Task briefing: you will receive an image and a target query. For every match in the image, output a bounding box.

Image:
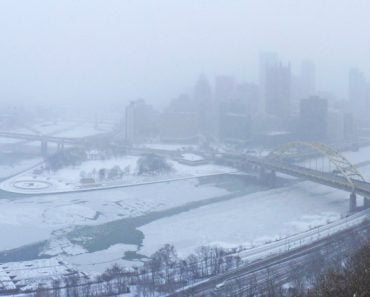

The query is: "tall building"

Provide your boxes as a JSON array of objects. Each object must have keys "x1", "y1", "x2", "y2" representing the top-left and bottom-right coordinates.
[
  {"x1": 193, "y1": 75, "x2": 215, "y2": 138},
  {"x1": 264, "y1": 62, "x2": 291, "y2": 117},
  {"x1": 214, "y1": 75, "x2": 236, "y2": 103},
  {"x1": 291, "y1": 60, "x2": 316, "y2": 115},
  {"x1": 259, "y1": 52, "x2": 279, "y2": 88},
  {"x1": 259, "y1": 52, "x2": 279, "y2": 113},
  {"x1": 233, "y1": 82, "x2": 260, "y2": 115},
  {"x1": 299, "y1": 96, "x2": 328, "y2": 141},
  {"x1": 159, "y1": 111, "x2": 198, "y2": 143},
  {"x1": 125, "y1": 99, "x2": 158, "y2": 143},
  {"x1": 300, "y1": 60, "x2": 316, "y2": 99},
  {"x1": 159, "y1": 94, "x2": 198, "y2": 143},
  {"x1": 349, "y1": 68, "x2": 369, "y2": 118},
  {"x1": 218, "y1": 112, "x2": 251, "y2": 143}
]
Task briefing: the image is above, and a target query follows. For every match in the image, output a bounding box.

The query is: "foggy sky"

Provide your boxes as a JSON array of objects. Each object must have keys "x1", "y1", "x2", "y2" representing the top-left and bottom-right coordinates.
[{"x1": 0, "y1": 0, "x2": 370, "y2": 109}]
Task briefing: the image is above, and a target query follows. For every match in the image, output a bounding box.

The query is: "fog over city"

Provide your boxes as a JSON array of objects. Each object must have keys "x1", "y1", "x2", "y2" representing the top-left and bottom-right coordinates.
[
  {"x1": 1, "y1": 0, "x2": 370, "y2": 108},
  {"x1": 1, "y1": 1, "x2": 370, "y2": 297}
]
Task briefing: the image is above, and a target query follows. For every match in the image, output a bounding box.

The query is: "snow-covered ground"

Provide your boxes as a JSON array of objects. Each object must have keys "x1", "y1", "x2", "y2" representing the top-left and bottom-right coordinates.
[
  {"x1": 67, "y1": 244, "x2": 141, "y2": 273},
  {"x1": 181, "y1": 153, "x2": 204, "y2": 161},
  {"x1": 0, "y1": 158, "x2": 42, "y2": 180},
  {"x1": 138, "y1": 180, "x2": 350, "y2": 257},
  {"x1": 0, "y1": 156, "x2": 235, "y2": 194},
  {"x1": 53, "y1": 122, "x2": 111, "y2": 138},
  {"x1": 0, "y1": 258, "x2": 76, "y2": 292},
  {"x1": 142, "y1": 143, "x2": 196, "y2": 151}
]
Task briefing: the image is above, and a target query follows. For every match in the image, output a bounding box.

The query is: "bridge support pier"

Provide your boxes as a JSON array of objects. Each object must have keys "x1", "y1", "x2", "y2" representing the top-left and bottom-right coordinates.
[
  {"x1": 57, "y1": 142, "x2": 65, "y2": 152},
  {"x1": 349, "y1": 192, "x2": 357, "y2": 212},
  {"x1": 41, "y1": 141, "x2": 48, "y2": 157}
]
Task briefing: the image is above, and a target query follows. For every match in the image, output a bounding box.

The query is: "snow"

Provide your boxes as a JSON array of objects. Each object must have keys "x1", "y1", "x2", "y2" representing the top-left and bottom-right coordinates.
[
  {"x1": 0, "y1": 258, "x2": 76, "y2": 292},
  {"x1": 0, "y1": 155, "x2": 235, "y2": 194},
  {"x1": 1, "y1": 143, "x2": 370, "y2": 276},
  {"x1": 0, "y1": 158, "x2": 42, "y2": 180},
  {"x1": 0, "y1": 138, "x2": 22, "y2": 144},
  {"x1": 142, "y1": 143, "x2": 196, "y2": 151},
  {"x1": 181, "y1": 153, "x2": 204, "y2": 161},
  {"x1": 40, "y1": 238, "x2": 88, "y2": 257},
  {"x1": 53, "y1": 123, "x2": 109, "y2": 138},
  {"x1": 0, "y1": 178, "x2": 230, "y2": 253},
  {"x1": 138, "y1": 181, "x2": 349, "y2": 257},
  {"x1": 266, "y1": 130, "x2": 290, "y2": 136},
  {"x1": 67, "y1": 244, "x2": 140, "y2": 273},
  {"x1": 30, "y1": 121, "x2": 79, "y2": 135},
  {"x1": 30, "y1": 120, "x2": 112, "y2": 138}
]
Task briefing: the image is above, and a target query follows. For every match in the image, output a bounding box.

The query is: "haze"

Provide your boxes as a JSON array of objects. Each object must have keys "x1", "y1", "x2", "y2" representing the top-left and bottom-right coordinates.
[{"x1": 0, "y1": 0, "x2": 369, "y2": 109}]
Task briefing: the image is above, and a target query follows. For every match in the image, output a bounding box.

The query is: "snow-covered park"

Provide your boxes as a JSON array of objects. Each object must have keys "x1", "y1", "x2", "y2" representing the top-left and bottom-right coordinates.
[{"x1": 0, "y1": 154, "x2": 235, "y2": 194}]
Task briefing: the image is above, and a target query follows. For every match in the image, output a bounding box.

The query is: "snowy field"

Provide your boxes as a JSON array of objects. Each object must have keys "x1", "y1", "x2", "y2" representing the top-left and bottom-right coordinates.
[
  {"x1": 0, "y1": 155, "x2": 235, "y2": 194},
  {"x1": 0, "y1": 157, "x2": 42, "y2": 180}
]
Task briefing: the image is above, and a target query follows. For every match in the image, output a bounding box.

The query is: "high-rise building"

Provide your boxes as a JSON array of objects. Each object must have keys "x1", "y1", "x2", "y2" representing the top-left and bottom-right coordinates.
[
  {"x1": 328, "y1": 111, "x2": 357, "y2": 142},
  {"x1": 159, "y1": 111, "x2": 198, "y2": 143},
  {"x1": 214, "y1": 75, "x2": 236, "y2": 103},
  {"x1": 218, "y1": 112, "x2": 251, "y2": 143},
  {"x1": 259, "y1": 52, "x2": 279, "y2": 113},
  {"x1": 233, "y1": 82, "x2": 261, "y2": 115},
  {"x1": 193, "y1": 75, "x2": 215, "y2": 138},
  {"x1": 299, "y1": 96, "x2": 328, "y2": 141},
  {"x1": 125, "y1": 99, "x2": 158, "y2": 143},
  {"x1": 159, "y1": 94, "x2": 198, "y2": 143},
  {"x1": 264, "y1": 62, "x2": 291, "y2": 117},
  {"x1": 259, "y1": 53, "x2": 279, "y2": 87},
  {"x1": 300, "y1": 60, "x2": 316, "y2": 99},
  {"x1": 348, "y1": 68, "x2": 369, "y2": 118},
  {"x1": 291, "y1": 60, "x2": 316, "y2": 115}
]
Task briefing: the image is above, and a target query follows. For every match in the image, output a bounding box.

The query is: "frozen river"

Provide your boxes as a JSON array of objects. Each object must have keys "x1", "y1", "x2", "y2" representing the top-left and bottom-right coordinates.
[{"x1": 0, "y1": 145, "x2": 370, "y2": 273}]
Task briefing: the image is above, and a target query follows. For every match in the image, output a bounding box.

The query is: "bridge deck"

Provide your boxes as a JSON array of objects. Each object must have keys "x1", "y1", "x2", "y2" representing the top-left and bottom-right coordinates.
[{"x1": 228, "y1": 154, "x2": 370, "y2": 197}]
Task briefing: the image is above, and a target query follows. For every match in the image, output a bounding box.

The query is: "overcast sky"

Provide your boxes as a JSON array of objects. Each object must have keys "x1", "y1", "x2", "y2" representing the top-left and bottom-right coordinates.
[{"x1": 0, "y1": 0, "x2": 370, "y2": 109}]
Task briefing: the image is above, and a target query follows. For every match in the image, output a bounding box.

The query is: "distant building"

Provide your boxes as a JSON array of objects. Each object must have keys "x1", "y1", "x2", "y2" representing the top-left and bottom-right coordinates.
[
  {"x1": 125, "y1": 99, "x2": 158, "y2": 143},
  {"x1": 159, "y1": 111, "x2": 198, "y2": 143},
  {"x1": 253, "y1": 130, "x2": 294, "y2": 147},
  {"x1": 259, "y1": 52, "x2": 279, "y2": 89},
  {"x1": 233, "y1": 82, "x2": 261, "y2": 116},
  {"x1": 166, "y1": 93, "x2": 195, "y2": 113},
  {"x1": 291, "y1": 60, "x2": 316, "y2": 114},
  {"x1": 348, "y1": 68, "x2": 370, "y2": 119},
  {"x1": 193, "y1": 75, "x2": 216, "y2": 139},
  {"x1": 259, "y1": 52, "x2": 279, "y2": 112},
  {"x1": 299, "y1": 96, "x2": 328, "y2": 141},
  {"x1": 218, "y1": 112, "x2": 251, "y2": 143},
  {"x1": 328, "y1": 111, "x2": 357, "y2": 142},
  {"x1": 343, "y1": 113, "x2": 356, "y2": 141},
  {"x1": 300, "y1": 60, "x2": 316, "y2": 99},
  {"x1": 264, "y1": 61, "x2": 291, "y2": 117},
  {"x1": 214, "y1": 75, "x2": 236, "y2": 103}
]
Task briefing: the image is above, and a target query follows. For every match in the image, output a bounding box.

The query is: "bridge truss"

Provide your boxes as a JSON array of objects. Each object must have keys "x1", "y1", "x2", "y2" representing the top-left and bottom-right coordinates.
[{"x1": 266, "y1": 141, "x2": 365, "y2": 191}]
